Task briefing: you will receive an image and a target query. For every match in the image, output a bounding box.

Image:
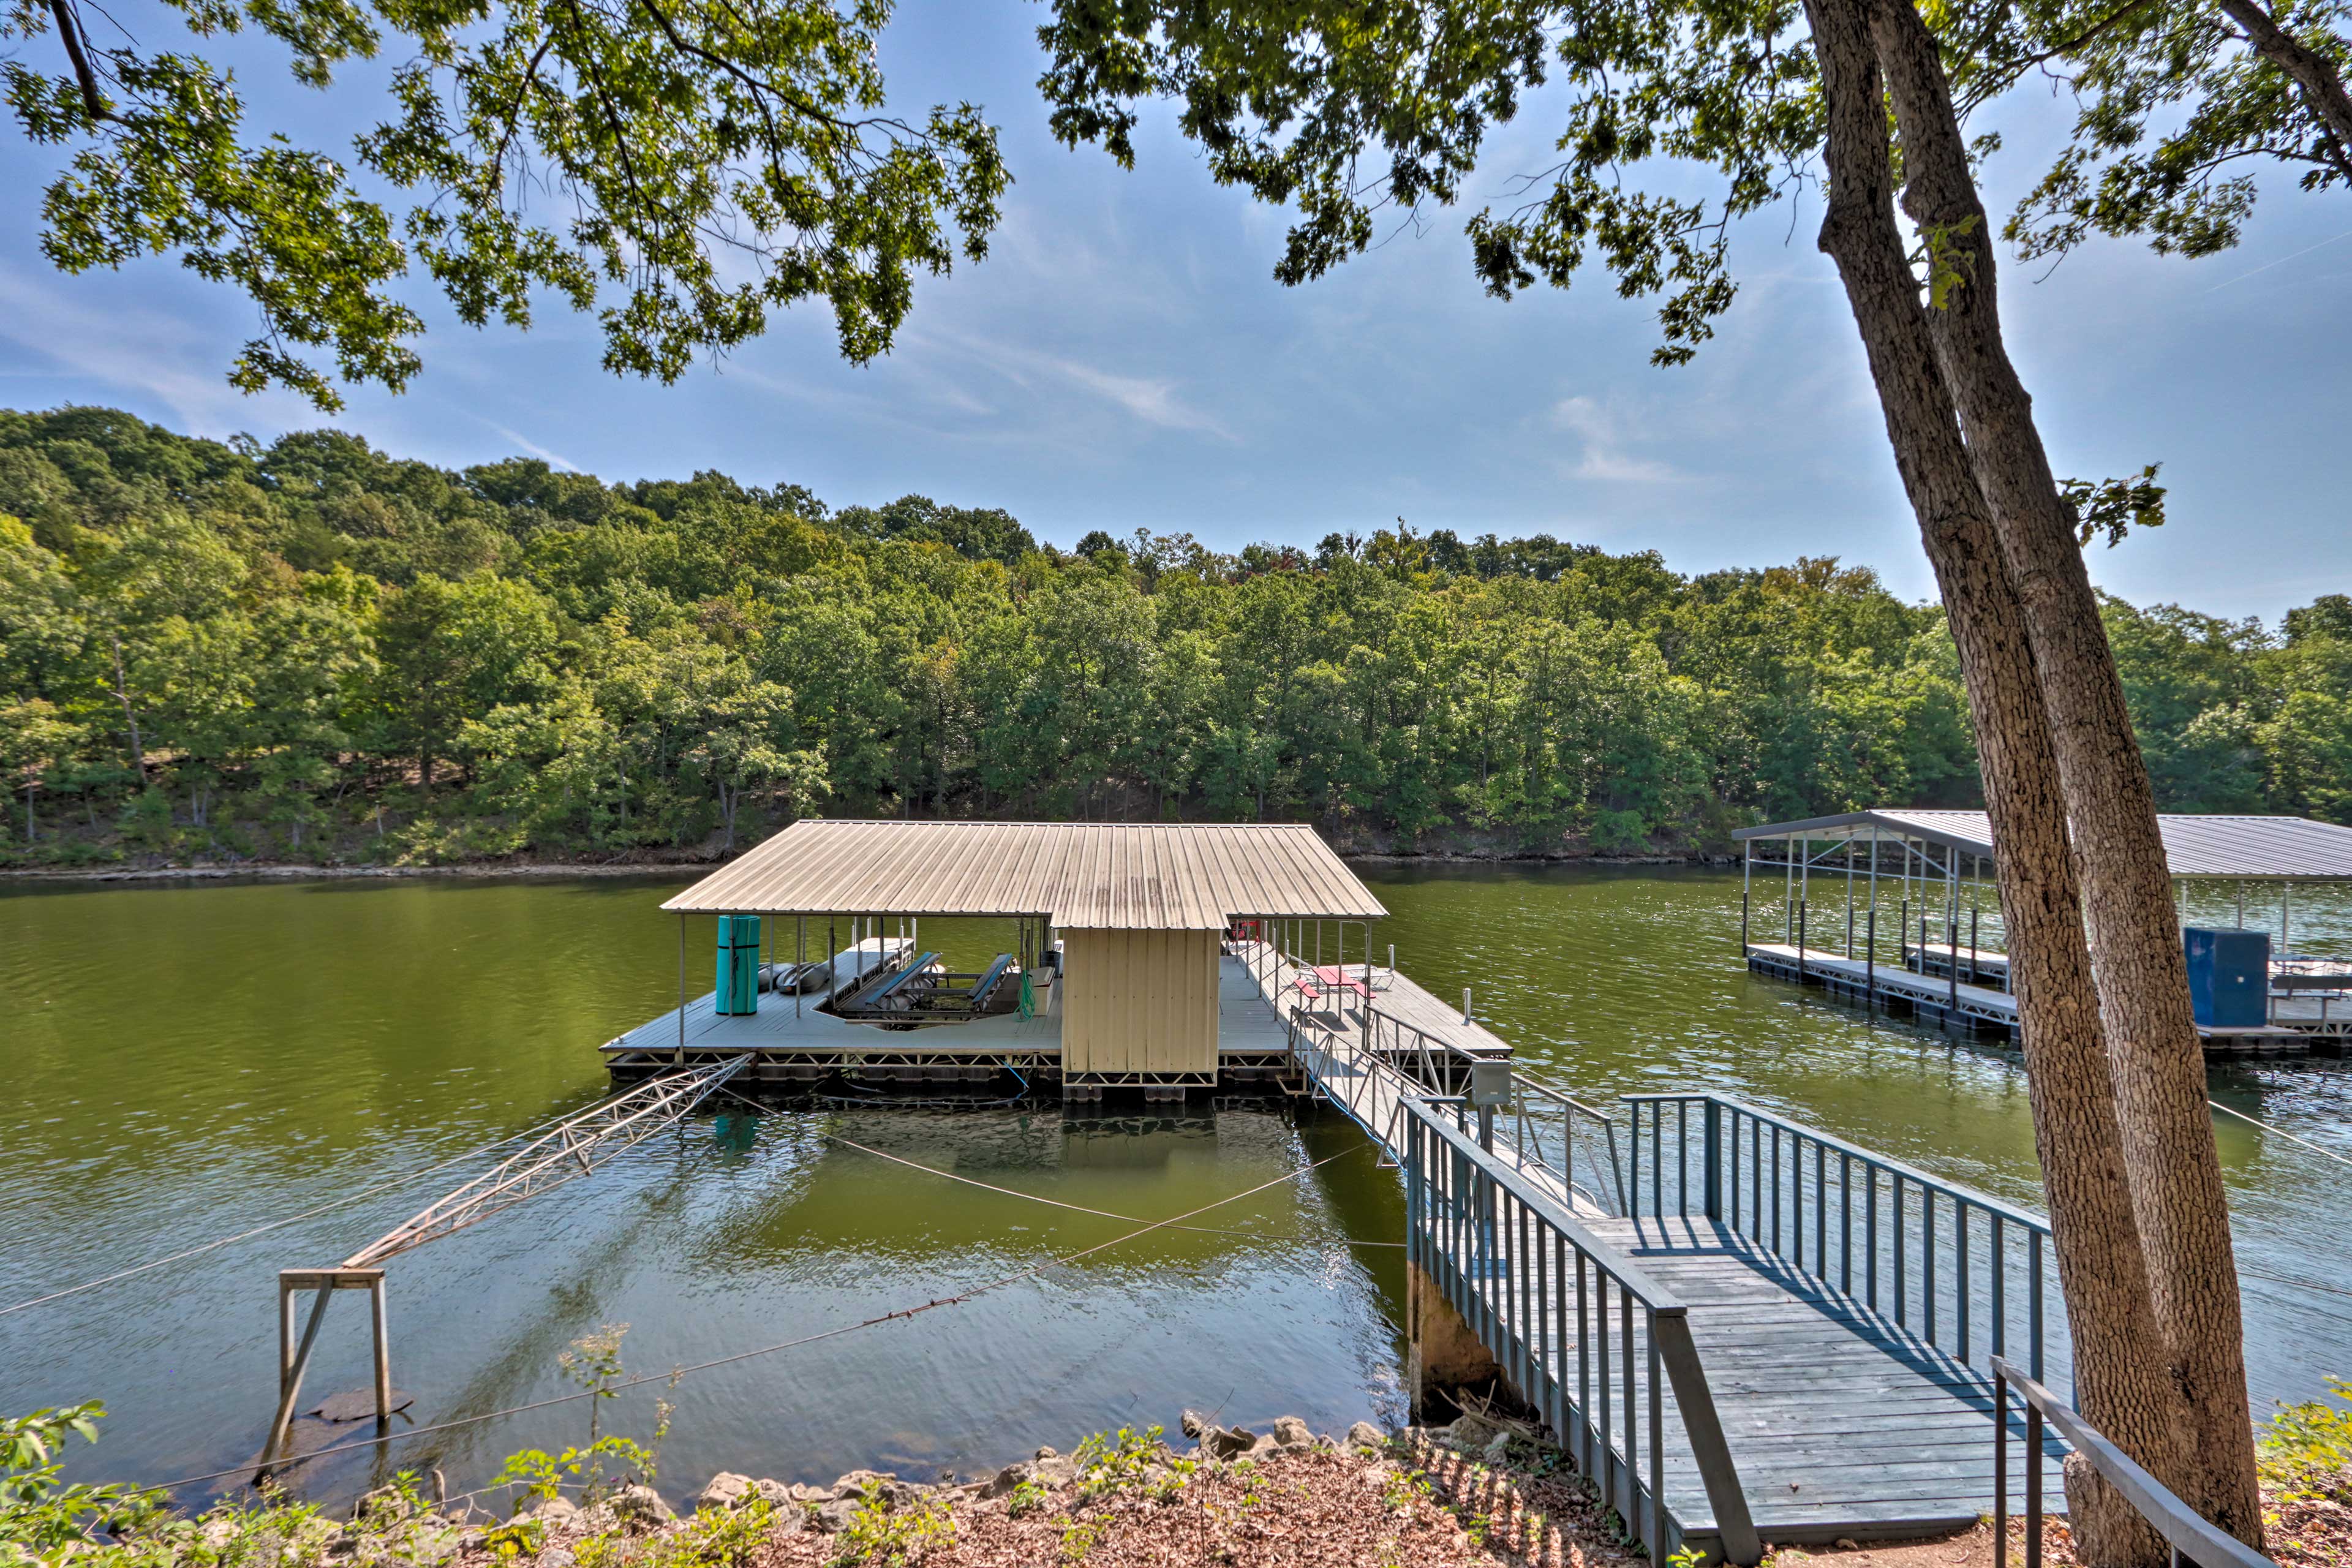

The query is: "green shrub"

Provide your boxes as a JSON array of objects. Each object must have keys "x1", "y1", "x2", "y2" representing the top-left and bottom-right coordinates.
[
  {"x1": 827, "y1": 1481, "x2": 954, "y2": 1567},
  {"x1": 0, "y1": 1402, "x2": 162, "y2": 1563},
  {"x1": 2261, "y1": 1375, "x2": 2352, "y2": 1501}
]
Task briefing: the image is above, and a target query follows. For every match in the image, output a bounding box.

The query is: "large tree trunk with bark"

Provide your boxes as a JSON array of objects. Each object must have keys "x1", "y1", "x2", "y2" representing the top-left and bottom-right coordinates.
[
  {"x1": 1863, "y1": 2, "x2": 2263, "y2": 1542},
  {"x1": 1800, "y1": 0, "x2": 2196, "y2": 1557}
]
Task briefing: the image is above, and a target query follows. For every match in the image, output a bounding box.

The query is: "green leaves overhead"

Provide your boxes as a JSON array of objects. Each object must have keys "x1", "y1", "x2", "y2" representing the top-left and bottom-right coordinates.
[
  {"x1": 1037, "y1": 0, "x2": 1821, "y2": 366},
  {"x1": 5, "y1": 0, "x2": 1009, "y2": 407},
  {"x1": 1938, "y1": 0, "x2": 2352, "y2": 261}
]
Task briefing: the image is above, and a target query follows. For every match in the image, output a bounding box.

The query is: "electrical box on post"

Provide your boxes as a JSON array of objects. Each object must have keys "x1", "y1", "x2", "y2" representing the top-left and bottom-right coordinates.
[
  {"x1": 1469, "y1": 1058, "x2": 1513, "y2": 1108},
  {"x1": 2184, "y1": 926, "x2": 2269, "y2": 1030}
]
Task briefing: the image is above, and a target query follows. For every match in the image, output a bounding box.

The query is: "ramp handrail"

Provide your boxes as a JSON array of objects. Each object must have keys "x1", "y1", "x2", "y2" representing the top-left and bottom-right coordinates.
[
  {"x1": 1621, "y1": 1093, "x2": 2058, "y2": 1385},
  {"x1": 1993, "y1": 1357, "x2": 2274, "y2": 1568},
  {"x1": 1402, "y1": 1100, "x2": 1759, "y2": 1566}
]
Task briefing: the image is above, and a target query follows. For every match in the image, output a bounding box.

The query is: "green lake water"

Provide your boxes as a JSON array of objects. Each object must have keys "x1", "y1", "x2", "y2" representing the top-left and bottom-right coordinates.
[{"x1": 2, "y1": 866, "x2": 2346, "y2": 1508}]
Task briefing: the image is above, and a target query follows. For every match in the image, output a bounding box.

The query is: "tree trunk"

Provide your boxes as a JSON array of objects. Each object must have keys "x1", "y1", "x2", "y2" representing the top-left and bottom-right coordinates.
[
  {"x1": 1800, "y1": 2, "x2": 2195, "y2": 1559},
  {"x1": 108, "y1": 631, "x2": 145, "y2": 786},
  {"x1": 1867, "y1": 1, "x2": 2263, "y2": 1540}
]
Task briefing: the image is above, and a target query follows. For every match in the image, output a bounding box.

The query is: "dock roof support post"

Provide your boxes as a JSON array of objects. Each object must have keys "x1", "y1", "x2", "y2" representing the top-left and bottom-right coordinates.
[
  {"x1": 1845, "y1": 840, "x2": 1855, "y2": 958},
  {"x1": 676, "y1": 914, "x2": 687, "y2": 1065},
  {"x1": 1947, "y1": 854, "x2": 1960, "y2": 1017},
  {"x1": 1784, "y1": 838, "x2": 1795, "y2": 941},
  {"x1": 2283, "y1": 881, "x2": 2293, "y2": 954},
  {"x1": 796, "y1": 916, "x2": 805, "y2": 1018},
  {"x1": 1741, "y1": 841, "x2": 1751, "y2": 950}
]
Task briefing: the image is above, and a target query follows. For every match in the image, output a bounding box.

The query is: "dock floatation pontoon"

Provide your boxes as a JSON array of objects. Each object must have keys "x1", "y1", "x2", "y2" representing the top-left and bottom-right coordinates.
[{"x1": 601, "y1": 821, "x2": 1510, "y2": 1100}]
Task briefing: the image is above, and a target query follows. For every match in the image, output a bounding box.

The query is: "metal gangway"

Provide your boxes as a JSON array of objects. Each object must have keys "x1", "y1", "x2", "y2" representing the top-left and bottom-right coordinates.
[{"x1": 1237, "y1": 944, "x2": 2071, "y2": 1566}]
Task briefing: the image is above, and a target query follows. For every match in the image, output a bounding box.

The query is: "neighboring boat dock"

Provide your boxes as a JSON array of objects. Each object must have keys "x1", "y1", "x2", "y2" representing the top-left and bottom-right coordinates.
[{"x1": 1734, "y1": 808, "x2": 2352, "y2": 1055}]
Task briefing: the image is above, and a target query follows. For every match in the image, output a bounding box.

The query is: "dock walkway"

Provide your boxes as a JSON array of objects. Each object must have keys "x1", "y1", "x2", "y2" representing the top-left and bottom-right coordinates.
[
  {"x1": 1745, "y1": 941, "x2": 2329, "y2": 1054},
  {"x1": 1264, "y1": 967, "x2": 2067, "y2": 1564}
]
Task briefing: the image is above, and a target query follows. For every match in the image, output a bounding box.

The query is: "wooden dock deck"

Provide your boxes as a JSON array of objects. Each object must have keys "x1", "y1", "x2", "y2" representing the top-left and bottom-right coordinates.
[
  {"x1": 1745, "y1": 942, "x2": 2333, "y2": 1055},
  {"x1": 1583, "y1": 1212, "x2": 2067, "y2": 1545}
]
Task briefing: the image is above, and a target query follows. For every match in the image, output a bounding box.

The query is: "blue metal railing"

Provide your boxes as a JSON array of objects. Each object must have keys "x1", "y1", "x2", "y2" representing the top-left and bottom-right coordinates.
[
  {"x1": 1621, "y1": 1094, "x2": 2060, "y2": 1385},
  {"x1": 1401, "y1": 1099, "x2": 1760, "y2": 1565}
]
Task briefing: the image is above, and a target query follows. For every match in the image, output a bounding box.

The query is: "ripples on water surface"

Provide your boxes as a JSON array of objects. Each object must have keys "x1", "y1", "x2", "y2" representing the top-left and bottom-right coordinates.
[{"x1": 1, "y1": 865, "x2": 2345, "y2": 1505}]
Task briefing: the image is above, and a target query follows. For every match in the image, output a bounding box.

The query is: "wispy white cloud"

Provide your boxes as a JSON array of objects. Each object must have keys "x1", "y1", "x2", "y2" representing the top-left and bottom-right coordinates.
[
  {"x1": 1550, "y1": 394, "x2": 1679, "y2": 482},
  {"x1": 472, "y1": 415, "x2": 579, "y2": 472},
  {"x1": 914, "y1": 325, "x2": 1239, "y2": 442},
  {"x1": 0, "y1": 264, "x2": 311, "y2": 435}
]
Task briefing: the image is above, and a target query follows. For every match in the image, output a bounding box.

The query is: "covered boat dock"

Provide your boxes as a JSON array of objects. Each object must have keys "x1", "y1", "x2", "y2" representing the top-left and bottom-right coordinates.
[
  {"x1": 1733, "y1": 808, "x2": 2352, "y2": 1054},
  {"x1": 604, "y1": 820, "x2": 1508, "y2": 1098}
]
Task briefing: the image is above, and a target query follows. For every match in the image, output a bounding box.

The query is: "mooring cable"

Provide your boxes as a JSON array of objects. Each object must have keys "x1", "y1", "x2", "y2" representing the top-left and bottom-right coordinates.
[
  {"x1": 2207, "y1": 1099, "x2": 2352, "y2": 1172},
  {"x1": 0, "y1": 1097, "x2": 622, "y2": 1319},
  {"x1": 130, "y1": 1143, "x2": 1379, "y2": 1494},
  {"x1": 820, "y1": 1131, "x2": 1404, "y2": 1246},
  {"x1": 2239, "y1": 1267, "x2": 2352, "y2": 1300}
]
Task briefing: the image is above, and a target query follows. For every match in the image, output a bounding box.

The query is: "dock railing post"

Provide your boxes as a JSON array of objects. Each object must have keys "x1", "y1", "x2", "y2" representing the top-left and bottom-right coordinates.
[
  {"x1": 1653, "y1": 1308, "x2": 1762, "y2": 1566},
  {"x1": 1703, "y1": 1099, "x2": 1722, "y2": 1220}
]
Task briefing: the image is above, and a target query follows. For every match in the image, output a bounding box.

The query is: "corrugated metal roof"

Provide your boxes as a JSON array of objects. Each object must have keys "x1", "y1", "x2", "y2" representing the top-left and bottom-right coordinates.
[
  {"x1": 1734, "y1": 808, "x2": 2352, "y2": 880},
  {"x1": 661, "y1": 821, "x2": 1389, "y2": 927}
]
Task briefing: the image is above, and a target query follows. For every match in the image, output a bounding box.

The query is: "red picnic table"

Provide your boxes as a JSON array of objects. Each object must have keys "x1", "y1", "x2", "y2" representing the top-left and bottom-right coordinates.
[{"x1": 1297, "y1": 963, "x2": 1375, "y2": 1002}]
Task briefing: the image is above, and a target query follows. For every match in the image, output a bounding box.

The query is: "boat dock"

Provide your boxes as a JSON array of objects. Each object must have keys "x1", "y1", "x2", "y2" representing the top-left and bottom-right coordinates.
[
  {"x1": 1735, "y1": 808, "x2": 2352, "y2": 1055},
  {"x1": 589, "y1": 818, "x2": 2087, "y2": 1564},
  {"x1": 1743, "y1": 941, "x2": 2329, "y2": 1054}
]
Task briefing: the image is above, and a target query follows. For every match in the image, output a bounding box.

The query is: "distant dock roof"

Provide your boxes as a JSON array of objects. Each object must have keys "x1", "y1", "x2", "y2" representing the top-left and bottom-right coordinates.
[
  {"x1": 662, "y1": 820, "x2": 1388, "y2": 928},
  {"x1": 1735, "y1": 808, "x2": 2352, "y2": 880}
]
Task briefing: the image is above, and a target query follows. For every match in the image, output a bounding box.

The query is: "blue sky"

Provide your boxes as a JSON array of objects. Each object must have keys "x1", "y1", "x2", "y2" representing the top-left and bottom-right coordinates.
[{"x1": 1, "y1": 2, "x2": 2345, "y2": 620}]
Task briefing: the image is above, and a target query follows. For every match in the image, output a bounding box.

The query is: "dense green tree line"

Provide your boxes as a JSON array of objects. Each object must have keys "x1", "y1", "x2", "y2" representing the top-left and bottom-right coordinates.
[{"x1": 0, "y1": 405, "x2": 2342, "y2": 867}]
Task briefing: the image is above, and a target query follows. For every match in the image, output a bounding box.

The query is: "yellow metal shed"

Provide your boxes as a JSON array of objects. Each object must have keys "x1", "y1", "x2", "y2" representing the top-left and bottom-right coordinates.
[{"x1": 1059, "y1": 927, "x2": 1223, "y2": 1076}]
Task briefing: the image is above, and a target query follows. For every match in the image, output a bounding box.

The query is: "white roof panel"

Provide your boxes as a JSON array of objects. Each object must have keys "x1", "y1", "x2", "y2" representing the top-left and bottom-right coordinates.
[
  {"x1": 661, "y1": 821, "x2": 1387, "y2": 927},
  {"x1": 1735, "y1": 809, "x2": 2352, "y2": 880}
]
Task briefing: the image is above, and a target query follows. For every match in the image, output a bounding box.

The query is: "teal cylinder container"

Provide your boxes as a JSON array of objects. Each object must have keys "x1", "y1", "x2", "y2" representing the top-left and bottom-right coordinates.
[{"x1": 715, "y1": 914, "x2": 763, "y2": 1014}]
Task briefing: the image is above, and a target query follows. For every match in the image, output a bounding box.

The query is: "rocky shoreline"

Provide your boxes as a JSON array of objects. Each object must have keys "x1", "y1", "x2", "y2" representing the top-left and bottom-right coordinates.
[{"x1": 144, "y1": 1411, "x2": 1594, "y2": 1568}]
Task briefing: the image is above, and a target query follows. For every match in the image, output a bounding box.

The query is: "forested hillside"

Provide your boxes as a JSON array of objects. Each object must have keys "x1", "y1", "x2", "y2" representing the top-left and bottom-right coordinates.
[{"x1": 0, "y1": 406, "x2": 2343, "y2": 869}]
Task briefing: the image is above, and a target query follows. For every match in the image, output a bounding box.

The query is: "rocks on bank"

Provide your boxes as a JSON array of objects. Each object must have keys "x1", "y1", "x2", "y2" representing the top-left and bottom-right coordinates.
[{"x1": 100, "y1": 1412, "x2": 1620, "y2": 1567}]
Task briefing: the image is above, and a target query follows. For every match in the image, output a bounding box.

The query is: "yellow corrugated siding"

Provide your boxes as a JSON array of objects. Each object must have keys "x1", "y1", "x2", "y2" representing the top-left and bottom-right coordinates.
[
  {"x1": 1060, "y1": 928, "x2": 1219, "y2": 1074},
  {"x1": 661, "y1": 821, "x2": 1386, "y2": 927}
]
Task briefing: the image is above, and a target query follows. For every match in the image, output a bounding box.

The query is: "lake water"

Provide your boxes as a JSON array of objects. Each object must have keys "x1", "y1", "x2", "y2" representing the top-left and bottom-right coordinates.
[{"x1": 2, "y1": 866, "x2": 2346, "y2": 1509}]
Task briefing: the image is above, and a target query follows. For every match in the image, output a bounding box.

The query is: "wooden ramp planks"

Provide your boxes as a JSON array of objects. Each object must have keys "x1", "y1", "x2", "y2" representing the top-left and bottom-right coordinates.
[{"x1": 1589, "y1": 1213, "x2": 2066, "y2": 1539}]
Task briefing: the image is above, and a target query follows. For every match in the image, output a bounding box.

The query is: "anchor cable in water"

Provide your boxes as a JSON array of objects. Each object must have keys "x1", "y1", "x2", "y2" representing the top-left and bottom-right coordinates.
[
  {"x1": 819, "y1": 1130, "x2": 1404, "y2": 1246},
  {"x1": 2207, "y1": 1099, "x2": 2352, "y2": 1172},
  {"x1": 134, "y1": 1142, "x2": 1378, "y2": 1494},
  {"x1": 0, "y1": 1096, "x2": 633, "y2": 1319}
]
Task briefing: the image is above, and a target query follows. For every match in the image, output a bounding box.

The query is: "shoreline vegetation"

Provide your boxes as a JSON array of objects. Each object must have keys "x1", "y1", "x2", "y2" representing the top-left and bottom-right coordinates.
[
  {"x1": 0, "y1": 846, "x2": 1721, "y2": 884},
  {"x1": 15, "y1": 1400, "x2": 2352, "y2": 1568},
  {"x1": 6, "y1": 406, "x2": 2349, "y2": 881}
]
